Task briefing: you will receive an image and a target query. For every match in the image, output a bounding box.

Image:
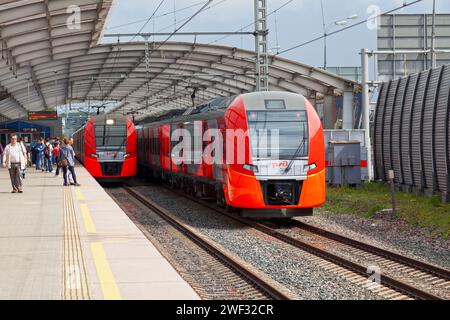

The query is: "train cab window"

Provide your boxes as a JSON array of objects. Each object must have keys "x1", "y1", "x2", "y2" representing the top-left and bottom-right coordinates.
[
  {"x1": 247, "y1": 111, "x2": 308, "y2": 160},
  {"x1": 95, "y1": 125, "x2": 127, "y2": 147}
]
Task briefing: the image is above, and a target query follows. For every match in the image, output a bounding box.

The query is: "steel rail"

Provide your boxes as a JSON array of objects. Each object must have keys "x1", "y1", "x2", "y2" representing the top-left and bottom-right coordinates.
[
  {"x1": 163, "y1": 186, "x2": 444, "y2": 300},
  {"x1": 285, "y1": 219, "x2": 450, "y2": 281},
  {"x1": 122, "y1": 185, "x2": 293, "y2": 300}
]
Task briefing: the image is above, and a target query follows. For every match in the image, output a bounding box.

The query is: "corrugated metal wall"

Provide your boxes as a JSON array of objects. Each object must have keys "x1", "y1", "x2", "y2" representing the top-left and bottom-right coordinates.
[{"x1": 374, "y1": 65, "x2": 450, "y2": 202}]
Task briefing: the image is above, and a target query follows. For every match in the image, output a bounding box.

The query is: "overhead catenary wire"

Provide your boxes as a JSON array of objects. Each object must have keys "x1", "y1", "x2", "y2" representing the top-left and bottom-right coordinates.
[
  {"x1": 151, "y1": 0, "x2": 229, "y2": 36},
  {"x1": 150, "y1": 0, "x2": 214, "y2": 57},
  {"x1": 127, "y1": 0, "x2": 253, "y2": 111},
  {"x1": 128, "y1": 0, "x2": 167, "y2": 42},
  {"x1": 117, "y1": 0, "x2": 216, "y2": 113},
  {"x1": 208, "y1": 0, "x2": 296, "y2": 45},
  {"x1": 105, "y1": 1, "x2": 206, "y2": 30},
  {"x1": 99, "y1": 0, "x2": 168, "y2": 95},
  {"x1": 140, "y1": 0, "x2": 295, "y2": 111},
  {"x1": 202, "y1": 0, "x2": 425, "y2": 90},
  {"x1": 148, "y1": 0, "x2": 426, "y2": 115},
  {"x1": 119, "y1": 0, "x2": 423, "y2": 118},
  {"x1": 276, "y1": 0, "x2": 424, "y2": 55}
]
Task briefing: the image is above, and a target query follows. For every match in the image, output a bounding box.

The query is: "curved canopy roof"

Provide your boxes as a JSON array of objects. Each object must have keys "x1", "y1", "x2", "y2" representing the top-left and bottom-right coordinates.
[{"x1": 0, "y1": 0, "x2": 359, "y2": 120}]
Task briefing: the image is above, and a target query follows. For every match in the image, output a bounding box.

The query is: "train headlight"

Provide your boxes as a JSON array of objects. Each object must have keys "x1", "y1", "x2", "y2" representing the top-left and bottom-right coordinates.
[
  {"x1": 124, "y1": 153, "x2": 132, "y2": 159},
  {"x1": 106, "y1": 119, "x2": 115, "y2": 125},
  {"x1": 91, "y1": 153, "x2": 99, "y2": 158},
  {"x1": 243, "y1": 164, "x2": 259, "y2": 173},
  {"x1": 304, "y1": 162, "x2": 317, "y2": 172}
]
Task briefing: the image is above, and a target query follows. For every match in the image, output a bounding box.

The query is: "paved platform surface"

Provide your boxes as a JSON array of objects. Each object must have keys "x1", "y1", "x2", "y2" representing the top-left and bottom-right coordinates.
[{"x1": 0, "y1": 164, "x2": 199, "y2": 300}]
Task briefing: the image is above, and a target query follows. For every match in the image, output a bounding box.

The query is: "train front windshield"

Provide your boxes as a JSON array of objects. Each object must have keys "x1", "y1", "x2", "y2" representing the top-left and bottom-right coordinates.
[
  {"x1": 95, "y1": 125, "x2": 127, "y2": 149},
  {"x1": 247, "y1": 111, "x2": 308, "y2": 160}
]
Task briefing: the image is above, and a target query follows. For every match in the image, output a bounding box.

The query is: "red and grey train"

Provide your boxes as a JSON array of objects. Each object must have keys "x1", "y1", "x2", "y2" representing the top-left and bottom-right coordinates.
[
  {"x1": 73, "y1": 114, "x2": 137, "y2": 181},
  {"x1": 137, "y1": 91, "x2": 326, "y2": 218}
]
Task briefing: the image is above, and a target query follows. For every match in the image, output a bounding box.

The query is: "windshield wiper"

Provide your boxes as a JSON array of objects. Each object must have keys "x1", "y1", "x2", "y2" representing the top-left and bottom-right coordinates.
[
  {"x1": 284, "y1": 137, "x2": 306, "y2": 173},
  {"x1": 113, "y1": 137, "x2": 127, "y2": 159}
]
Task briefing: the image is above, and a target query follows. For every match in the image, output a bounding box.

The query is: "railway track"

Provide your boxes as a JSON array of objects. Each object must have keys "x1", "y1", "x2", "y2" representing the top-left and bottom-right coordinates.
[
  {"x1": 121, "y1": 185, "x2": 295, "y2": 300},
  {"x1": 264, "y1": 219, "x2": 450, "y2": 300},
  {"x1": 159, "y1": 185, "x2": 449, "y2": 300}
]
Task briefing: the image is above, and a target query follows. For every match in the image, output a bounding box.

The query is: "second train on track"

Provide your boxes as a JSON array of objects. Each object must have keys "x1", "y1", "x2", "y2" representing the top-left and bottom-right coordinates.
[
  {"x1": 137, "y1": 91, "x2": 326, "y2": 218},
  {"x1": 73, "y1": 114, "x2": 137, "y2": 182}
]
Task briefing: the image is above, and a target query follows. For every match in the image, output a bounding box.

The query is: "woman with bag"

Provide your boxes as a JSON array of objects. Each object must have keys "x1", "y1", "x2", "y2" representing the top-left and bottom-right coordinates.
[{"x1": 59, "y1": 138, "x2": 80, "y2": 187}]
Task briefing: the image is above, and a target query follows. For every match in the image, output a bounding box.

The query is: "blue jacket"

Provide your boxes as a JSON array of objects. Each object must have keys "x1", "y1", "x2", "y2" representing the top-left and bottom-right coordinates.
[{"x1": 35, "y1": 143, "x2": 44, "y2": 156}]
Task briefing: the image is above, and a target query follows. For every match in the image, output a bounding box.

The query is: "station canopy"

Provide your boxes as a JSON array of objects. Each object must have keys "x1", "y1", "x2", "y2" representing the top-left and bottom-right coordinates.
[{"x1": 0, "y1": 0, "x2": 359, "y2": 121}]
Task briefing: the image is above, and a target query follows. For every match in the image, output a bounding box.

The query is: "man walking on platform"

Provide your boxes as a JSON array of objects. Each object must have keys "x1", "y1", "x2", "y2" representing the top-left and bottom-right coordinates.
[{"x1": 2, "y1": 134, "x2": 26, "y2": 193}]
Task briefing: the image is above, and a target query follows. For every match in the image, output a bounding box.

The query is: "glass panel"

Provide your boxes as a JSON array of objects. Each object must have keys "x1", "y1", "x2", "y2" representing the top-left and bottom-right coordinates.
[
  {"x1": 247, "y1": 111, "x2": 308, "y2": 160},
  {"x1": 265, "y1": 99, "x2": 286, "y2": 110},
  {"x1": 95, "y1": 125, "x2": 127, "y2": 147}
]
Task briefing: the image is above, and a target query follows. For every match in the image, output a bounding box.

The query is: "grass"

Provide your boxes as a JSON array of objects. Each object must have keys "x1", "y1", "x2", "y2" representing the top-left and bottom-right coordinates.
[{"x1": 321, "y1": 182, "x2": 450, "y2": 239}]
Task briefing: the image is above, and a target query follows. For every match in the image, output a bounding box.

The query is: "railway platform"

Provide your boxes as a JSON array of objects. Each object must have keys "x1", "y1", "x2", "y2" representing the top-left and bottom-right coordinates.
[{"x1": 0, "y1": 164, "x2": 199, "y2": 300}]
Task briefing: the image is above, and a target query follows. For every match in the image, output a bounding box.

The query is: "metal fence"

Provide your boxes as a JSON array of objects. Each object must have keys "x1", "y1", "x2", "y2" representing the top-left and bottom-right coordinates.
[{"x1": 374, "y1": 65, "x2": 450, "y2": 202}]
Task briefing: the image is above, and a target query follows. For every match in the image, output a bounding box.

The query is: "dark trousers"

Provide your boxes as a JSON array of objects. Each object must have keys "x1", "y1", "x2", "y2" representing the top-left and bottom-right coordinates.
[
  {"x1": 63, "y1": 166, "x2": 77, "y2": 185},
  {"x1": 9, "y1": 163, "x2": 23, "y2": 191},
  {"x1": 44, "y1": 154, "x2": 53, "y2": 172}
]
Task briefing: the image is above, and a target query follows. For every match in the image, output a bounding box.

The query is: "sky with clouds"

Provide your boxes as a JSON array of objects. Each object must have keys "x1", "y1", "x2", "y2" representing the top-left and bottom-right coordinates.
[{"x1": 102, "y1": 0, "x2": 450, "y2": 68}]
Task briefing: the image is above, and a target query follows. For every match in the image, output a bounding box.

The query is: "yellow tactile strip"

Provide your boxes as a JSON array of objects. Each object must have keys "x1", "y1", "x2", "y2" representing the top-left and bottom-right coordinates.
[{"x1": 62, "y1": 187, "x2": 91, "y2": 300}]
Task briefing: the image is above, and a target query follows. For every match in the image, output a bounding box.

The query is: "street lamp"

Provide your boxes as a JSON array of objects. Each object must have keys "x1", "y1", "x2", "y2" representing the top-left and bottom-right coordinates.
[{"x1": 320, "y1": 0, "x2": 358, "y2": 70}]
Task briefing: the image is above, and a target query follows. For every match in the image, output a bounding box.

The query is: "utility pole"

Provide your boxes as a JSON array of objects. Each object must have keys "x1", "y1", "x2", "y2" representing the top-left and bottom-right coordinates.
[
  {"x1": 320, "y1": 0, "x2": 327, "y2": 69},
  {"x1": 254, "y1": 0, "x2": 269, "y2": 91},
  {"x1": 361, "y1": 48, "x2": 374, "y2": 181},
  {"x1": 431, "y1": 0, "x2": 437, "y2": 68}
]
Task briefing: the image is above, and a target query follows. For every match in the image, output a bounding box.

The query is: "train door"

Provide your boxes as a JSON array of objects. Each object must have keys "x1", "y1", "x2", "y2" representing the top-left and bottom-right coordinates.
[
  {"x1": 147, "y1": 128, "x2": 155, "y2": 166},
  {"x1": 154, "y1": 128, "x2": 161, "y2": 167},
  {"x1": 202, "y1": 120, "x2": 213, "y2": 180},
  {"x1": 173, "y1": 123, "x2": 184, "y2": 174},
  {"x1": 160, "y1": 124, "x2": 172, "y2": 172},
  {"x1": 216, "y1": 117, "x2": 227, "y2": 183}
]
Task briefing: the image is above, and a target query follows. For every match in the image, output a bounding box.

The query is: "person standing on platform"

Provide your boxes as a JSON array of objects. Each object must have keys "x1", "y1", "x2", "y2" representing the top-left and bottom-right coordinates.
[
  {"x1": 0, "y1": 143, "x2": 3, "y2": 162},
  {"x1": 53, "y1": 141, "x2": 60, "y2": 176},
  {"x1": 35, "y1": 138, "x2": 45, "y2": 171},
  {"x1": 52, "y1": 138, "x2": 59, "y2": 165},
  {"x1": 2, "y1": 134, "x2": 26, "y2": 193},
  {"x1": 59, "y1": 138, "x2": 80, "y2": 187},
  {"x1": 44, "y1": 138, "x2": 53, "y2": 173}
]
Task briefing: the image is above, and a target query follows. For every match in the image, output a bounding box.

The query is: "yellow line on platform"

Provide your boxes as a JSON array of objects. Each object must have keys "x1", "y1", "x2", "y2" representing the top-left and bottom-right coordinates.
[
  {"x1": 75, "y1": 187, "x2": 85, "y2": 201},
  {"x1": 79, "y1": 203, "x2": 97, "y2": 233},
  {"x1": 91, "y1": 242, "x2": 122, "y2": 300}
]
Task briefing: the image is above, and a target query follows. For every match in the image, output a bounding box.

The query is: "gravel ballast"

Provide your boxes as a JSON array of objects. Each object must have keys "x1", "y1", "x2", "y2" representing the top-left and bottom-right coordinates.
[
  {"x1": 107, "y1": 187, "x2": 270, "y2": 300},
  {"x1": 132, "y1": 183, "x2": 384, "y2": 300},
  {"x1": 304, "y1": 210, "x2": 450, "y2": 271}
]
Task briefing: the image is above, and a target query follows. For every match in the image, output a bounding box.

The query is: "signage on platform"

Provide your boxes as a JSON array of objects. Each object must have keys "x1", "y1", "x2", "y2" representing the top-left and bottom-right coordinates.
[{"x1": 28, "y1": 111, "x2": 58, "y2": 121}]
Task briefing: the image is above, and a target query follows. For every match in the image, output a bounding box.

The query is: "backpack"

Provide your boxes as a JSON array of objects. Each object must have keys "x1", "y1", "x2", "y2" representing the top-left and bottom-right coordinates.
[{"x1": 44, "y1": 144, "x2": 51, "y2": 155}]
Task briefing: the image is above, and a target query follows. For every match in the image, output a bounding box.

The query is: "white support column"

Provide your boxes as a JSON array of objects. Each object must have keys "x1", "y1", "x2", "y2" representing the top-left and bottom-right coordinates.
[
  {"x1": 342, "y1": 89, "x2": 354, "y2": 129},
  {"x1": 361, "y1": 48, "x2": 374, "y2": 181},
  {"x1": 323, "y1": 93, "x2": 335, "y2": 129}
]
